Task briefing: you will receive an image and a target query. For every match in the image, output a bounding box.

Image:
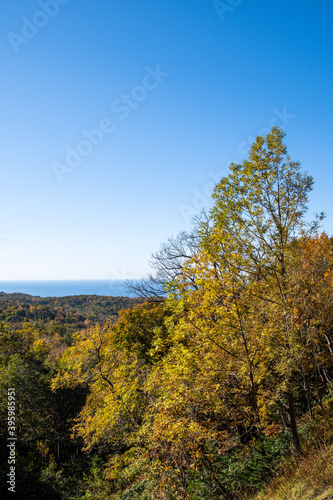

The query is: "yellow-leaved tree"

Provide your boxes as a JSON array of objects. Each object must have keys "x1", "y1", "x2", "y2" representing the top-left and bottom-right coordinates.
[{"x1": 51, "y1": 302, "x2": 168, "y2": 453}]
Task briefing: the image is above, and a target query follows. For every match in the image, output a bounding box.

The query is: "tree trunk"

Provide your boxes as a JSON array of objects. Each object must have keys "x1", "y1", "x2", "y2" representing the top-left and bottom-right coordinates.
[
  {"x1": 302, "y1": 371, "x2": 314, "y2": 420},
  {"x1": 287, "y1": 390, "x2": 301, "y2": 456}
]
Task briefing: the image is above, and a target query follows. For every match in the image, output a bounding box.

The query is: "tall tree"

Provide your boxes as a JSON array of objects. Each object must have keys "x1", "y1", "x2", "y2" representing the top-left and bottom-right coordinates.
[{"x1": 200, "y1": 126, "x2": 322, "y2": 455}]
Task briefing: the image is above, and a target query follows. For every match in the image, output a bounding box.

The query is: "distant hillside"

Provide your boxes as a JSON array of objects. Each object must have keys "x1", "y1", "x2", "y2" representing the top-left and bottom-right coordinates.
[{"x1": 0, "y1": 292, "x2": 142, "y2": 343}]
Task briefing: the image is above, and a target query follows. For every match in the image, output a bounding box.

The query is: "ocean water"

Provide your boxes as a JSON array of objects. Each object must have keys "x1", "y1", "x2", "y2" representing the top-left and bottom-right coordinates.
[{"x1": 0, "y1": 280, "x2": 137, "y2": 298}]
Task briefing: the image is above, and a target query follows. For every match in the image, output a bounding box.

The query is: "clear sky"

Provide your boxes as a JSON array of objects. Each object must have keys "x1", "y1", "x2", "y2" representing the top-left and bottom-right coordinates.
[{"x1": 1, "y1": 0, "x2": 332, "y2": 280}]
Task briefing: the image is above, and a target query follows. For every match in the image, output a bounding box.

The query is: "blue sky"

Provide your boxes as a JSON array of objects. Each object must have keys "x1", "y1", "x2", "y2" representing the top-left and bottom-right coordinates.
[{"x1": 1, "y1": 0, "x2": 332, "y2": 280}]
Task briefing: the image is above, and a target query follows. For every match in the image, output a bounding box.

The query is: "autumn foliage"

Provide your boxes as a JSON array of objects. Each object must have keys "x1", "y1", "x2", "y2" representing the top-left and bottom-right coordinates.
[
  {"x1": 49, "y1": 128, "x2": 333, "y2": 498},
  {"x1": 1, "y1": 128, "x2": 333, "y2": 499}
]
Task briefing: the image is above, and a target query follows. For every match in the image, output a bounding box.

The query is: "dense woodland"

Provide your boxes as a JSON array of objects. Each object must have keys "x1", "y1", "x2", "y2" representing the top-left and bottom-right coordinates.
[{"x1": 1, "y1": 128, "x2": 333, "y2": 499}]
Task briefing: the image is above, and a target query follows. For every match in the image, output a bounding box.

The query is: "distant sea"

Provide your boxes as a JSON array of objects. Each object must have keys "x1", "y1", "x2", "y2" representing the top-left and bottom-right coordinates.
[{"x1": 0, "y1": 280, "x2": 137, "y2": 298}]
